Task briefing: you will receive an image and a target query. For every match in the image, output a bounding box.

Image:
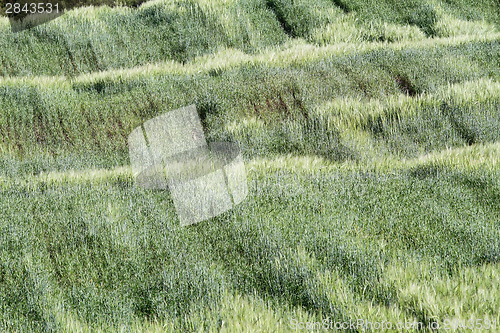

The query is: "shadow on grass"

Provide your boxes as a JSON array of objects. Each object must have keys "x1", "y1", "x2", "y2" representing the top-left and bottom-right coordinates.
[
  {"x1": 190, "y1": 216, "x2": 344, "y2": 318},
  {"x1": 188, "y1": 195, "x2": 393, "y2": 326},
  {"x1": 402, "y1": 166, "x2": 500, "y2": 267}
]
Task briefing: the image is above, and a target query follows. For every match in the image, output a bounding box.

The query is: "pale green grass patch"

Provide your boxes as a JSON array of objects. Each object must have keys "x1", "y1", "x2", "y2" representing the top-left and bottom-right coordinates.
[
  {"x1": 310, "y1": 15, "x2": 365, "y2": 45},
  {"x1": 119, "y1": 289, "x2": 320, "y2": 333},
  {"x1": 37, "y1": 166, "x2": 132, "y2": 185},
  {"x1": 360, "y1": 20, "x2": 427, "y2": 43},
  {"x1": 437, "y1": 78, "x2": 500, "y2": 105},
  {"x1": 314, "y1": 95, "x2": 416, "y2": 130},
  {"x1": 432, "y1": 0, "x2": 499, "y2": 38},
  {"x1": 386, "y1": 258, "x2": 500, "y2": 325},
  {"x1": 247, "y1": 139, "x2": 500, "y2": 176},
  {"x1": 225, "y1": 116, "x2": 266, "y2": 135},
  {"x1": 0, "y1": 166, "x2": 134, "y2": 190},
  {"x1": 0, "y1": 75, "x2": 71, "y2": 88},
  {"x1": 67, "y1": 31, "x2": 500, "y2": 89},
  {"x1": 317, "y1": 267, "x2": 413, "y2": 328},
  {"x1": 437, "y1": 15, "x2": 498, "y2": 38},
  {"x1": 413, "y1": 141, "x2": 500, "y2": 172},
  {"x1": 247, "y1": 154, "x2": 335, "y2": 175},
  {"x1": 318, "y1": 79, "x2": 500, "y2": 131}
]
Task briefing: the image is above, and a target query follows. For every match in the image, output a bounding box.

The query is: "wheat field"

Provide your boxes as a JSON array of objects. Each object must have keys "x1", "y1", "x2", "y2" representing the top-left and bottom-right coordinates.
[{"x1": 0, "y1": 0, "x2": 500, "y2": 332}]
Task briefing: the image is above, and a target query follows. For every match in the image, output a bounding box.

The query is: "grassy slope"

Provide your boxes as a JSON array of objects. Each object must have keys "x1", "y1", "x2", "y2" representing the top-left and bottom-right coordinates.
[{"x1": 1, "y1": 0, "x2": 500, "y2": 332}]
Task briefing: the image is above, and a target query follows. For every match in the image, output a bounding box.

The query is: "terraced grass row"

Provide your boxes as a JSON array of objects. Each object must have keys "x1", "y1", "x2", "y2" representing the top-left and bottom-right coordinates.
[
  {"x1": 0, "y1": 0, "x2": 498, "y2": 78},
  {"x1": 2, "y1": 41, "x2": 500, "y2": 174}
]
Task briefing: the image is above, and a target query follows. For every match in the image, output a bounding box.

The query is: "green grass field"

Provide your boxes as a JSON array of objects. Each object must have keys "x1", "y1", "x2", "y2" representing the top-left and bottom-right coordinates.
[{"x1": 1, "y1": 0, "x2": 500, "y2": 331}]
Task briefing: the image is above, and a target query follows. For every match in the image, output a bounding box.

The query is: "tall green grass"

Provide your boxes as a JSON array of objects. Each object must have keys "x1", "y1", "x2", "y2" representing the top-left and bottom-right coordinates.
[
  {"x1": 0, "y1": 0, "x2": 288, "y2": 77},
  {"x1": 1, "y1": 162, "x2": 499, "y2": 331},
  {"x1": 0, "y1": 0, "x2": 498, "y2": 78},
  {"x1": 1, "y1": 1, "x2": 500, "y2": 331},
  {"x1": 1, "y1": 38, "x2": 500, "y2": 170}
]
